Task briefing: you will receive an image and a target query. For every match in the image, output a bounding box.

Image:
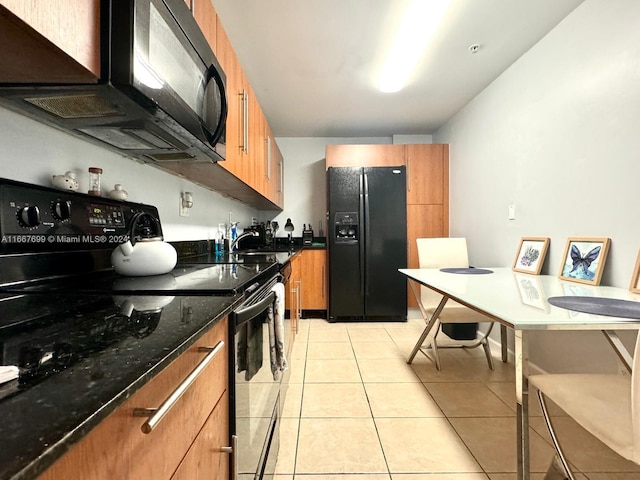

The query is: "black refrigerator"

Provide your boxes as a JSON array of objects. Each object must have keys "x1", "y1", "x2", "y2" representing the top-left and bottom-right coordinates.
[{"x1": 327, "y1": 166, "x2": 407, "y2": 322}]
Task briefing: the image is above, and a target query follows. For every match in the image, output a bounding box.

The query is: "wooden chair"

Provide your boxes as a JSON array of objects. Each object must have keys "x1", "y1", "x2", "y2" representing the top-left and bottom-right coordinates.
[
  {"x1": 529, "y1": 335, "x2": 640, "y2": 479},
  {"x1": 407, "y1": 237, "x2": 495, "y2": 370}
]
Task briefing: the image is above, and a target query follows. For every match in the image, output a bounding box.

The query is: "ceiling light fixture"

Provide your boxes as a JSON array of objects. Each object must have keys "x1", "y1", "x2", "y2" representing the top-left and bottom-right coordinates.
[{"x1": 378, "y1": 0, "x2": 451, "y2": 93}]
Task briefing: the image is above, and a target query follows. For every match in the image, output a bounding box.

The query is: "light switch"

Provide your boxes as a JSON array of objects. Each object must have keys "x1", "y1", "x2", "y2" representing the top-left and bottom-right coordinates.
[{"x1": 508, "y1": 204, "x2": 516, "y2": 220}]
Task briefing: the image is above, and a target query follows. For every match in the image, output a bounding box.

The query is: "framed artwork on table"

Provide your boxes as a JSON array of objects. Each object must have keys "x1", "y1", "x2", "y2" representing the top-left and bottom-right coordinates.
[
  {"x1": 630, "y1": 249, "x2": 640, "y2": 293},
  {"x1": 558, "y1": 237, "x2": 611, "y2": 286},
  {"x1": 512, "y1": 237, "x2": 550, "y2": 274}
]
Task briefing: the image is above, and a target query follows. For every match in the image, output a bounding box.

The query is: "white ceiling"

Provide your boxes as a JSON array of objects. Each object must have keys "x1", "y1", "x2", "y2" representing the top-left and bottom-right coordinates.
[{"x1": 212, "y1": 0, "x2": 585, "y2": 138}]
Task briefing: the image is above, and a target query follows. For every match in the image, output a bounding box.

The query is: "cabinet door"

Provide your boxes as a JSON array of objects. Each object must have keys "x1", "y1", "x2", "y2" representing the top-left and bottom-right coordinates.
[
  {"x1": 301, "y1": 249, "x2": 327, "y2": 310},
  {"x1": 264, "y1": 123, "x2": 278, "y2": 204},
  {"x1": 275, "y1": 144, "x2": 285, "y2": 208},
  {"x1": 325, "y1": 144, "x2": 405, "y2": 169},
  {"x1": 38, "y1": 319, "x2": 228, "y2": 480},
  {"x1": 0, "y1": 0, "x2": 100, "y2": 82},
  {"x1": 406, "y1": 144, "x2": 447, "y2": 205},
  {"x1": 171, "y1": 392, "x2": 229, "y2": 480},
  {"x1": 215, "y1": 18, "x2": 244, "y2": 178},
  {"x1": 249, "y1": 87, "x2": 265, "y2": 195},
  {"x1": 406, "y1": 205, "x2": 446, "y2": 307},
  {"x1": 285, "y1": 254, "x2": 302, "y2": 327},
  {"x1": 191, "y1": 0, "x2": 216, "y2": 51}
]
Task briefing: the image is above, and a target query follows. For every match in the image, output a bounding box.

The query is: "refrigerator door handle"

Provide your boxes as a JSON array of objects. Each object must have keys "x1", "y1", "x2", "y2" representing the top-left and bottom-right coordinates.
[
  {"x1": 363, "y1": 172, "x2": 371, "y2": 296},
  {"x1": 359, "y1": 172, "x2": 365, "y2": 297}
]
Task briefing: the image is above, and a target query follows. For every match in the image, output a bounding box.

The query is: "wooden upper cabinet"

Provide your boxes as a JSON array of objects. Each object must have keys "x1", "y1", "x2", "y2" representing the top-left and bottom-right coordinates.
[
  {"x1": 248, "y1": 83, "x2": 264, "y2": 194},
  {"x1": 215, "y1": 17, "x2": 243, "y2": 178},
  {"x1": 325, "y1": 144, "x2": 406, "y2": 169},
  {"x1": 406, "y1": 144, "x2": 448, "y2": 205},
  {"x1": 265, "y1": 124, "x2": 284, "y2": 208},
  {"x1": 190, "y1": 0, "x2": 216, "y2": 52},
  {"x1": 0, "y1": 0, "x2": 100, "y2": 82},
  {"x1": 273, "y1": 138, "x2": 285, "y2": 208}
]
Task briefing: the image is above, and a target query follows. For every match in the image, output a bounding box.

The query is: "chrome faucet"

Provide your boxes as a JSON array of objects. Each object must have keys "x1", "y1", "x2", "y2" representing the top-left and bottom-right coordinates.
[{"x1": 230, "y1": 230, "x2": 259, "y2": 252}]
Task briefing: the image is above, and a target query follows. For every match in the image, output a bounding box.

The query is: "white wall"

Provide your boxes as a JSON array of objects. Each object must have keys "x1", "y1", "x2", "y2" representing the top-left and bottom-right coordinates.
[
  {"x1": 0, "y1": 107, "x2": 258, "y2": 241},
  {"x1": 434, "y1": 0, "x2": 640, "y2": 373}
]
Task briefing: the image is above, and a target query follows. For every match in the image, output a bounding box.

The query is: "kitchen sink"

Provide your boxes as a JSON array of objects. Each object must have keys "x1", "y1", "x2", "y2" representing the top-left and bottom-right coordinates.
[{"x1": 235, "y1": 247, "x2": 296, "y2": 255}]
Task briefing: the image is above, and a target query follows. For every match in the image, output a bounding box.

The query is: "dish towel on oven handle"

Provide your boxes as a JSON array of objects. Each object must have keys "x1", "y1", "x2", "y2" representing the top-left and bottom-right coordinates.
[{"x1": 267, "y1": 282, "x2": 288, "y2": 380}]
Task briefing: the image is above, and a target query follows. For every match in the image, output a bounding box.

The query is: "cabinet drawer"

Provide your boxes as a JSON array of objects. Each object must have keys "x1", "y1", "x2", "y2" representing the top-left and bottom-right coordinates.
[
  {"x1": 39, "y1": 318, "x2": 228, "y2": 480},
  {"x1": 172, "y1": 391, "x2": 229, "y2": 480}
]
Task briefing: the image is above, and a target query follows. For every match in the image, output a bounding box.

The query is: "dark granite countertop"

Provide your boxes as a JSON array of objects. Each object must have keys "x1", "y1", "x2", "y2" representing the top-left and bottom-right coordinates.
[{"x1": 0, "y1": 292, "x2": 242, "y2": 480}]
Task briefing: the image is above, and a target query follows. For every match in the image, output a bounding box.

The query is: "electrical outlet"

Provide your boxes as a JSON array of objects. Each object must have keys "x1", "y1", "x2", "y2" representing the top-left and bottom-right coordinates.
[{"x1": 179, "y1": 196, "x2": 189, "y2": 217}]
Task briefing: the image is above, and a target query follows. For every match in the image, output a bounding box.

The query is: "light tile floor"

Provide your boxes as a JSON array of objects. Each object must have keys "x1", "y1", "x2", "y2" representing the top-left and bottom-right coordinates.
[{"x1": 275, "y1": 318, "x2": 640, "y2": 480}]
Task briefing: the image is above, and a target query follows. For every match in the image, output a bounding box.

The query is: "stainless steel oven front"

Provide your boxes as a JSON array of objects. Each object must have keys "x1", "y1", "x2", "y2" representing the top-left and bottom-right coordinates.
[{"x1": 229, "y1": 274, "x2": 283, "y2": 480}]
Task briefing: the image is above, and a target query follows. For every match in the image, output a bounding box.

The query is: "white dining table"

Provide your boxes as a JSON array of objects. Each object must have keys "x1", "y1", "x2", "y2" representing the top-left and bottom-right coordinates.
[{"x1": 399, "y1": 267, "x2": 640, "y2": 480}]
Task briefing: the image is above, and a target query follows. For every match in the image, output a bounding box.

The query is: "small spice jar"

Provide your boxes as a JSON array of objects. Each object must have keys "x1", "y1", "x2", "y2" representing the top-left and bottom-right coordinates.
[{"x1": 88, "y1": 167, "x2": 103, "y2": 196}]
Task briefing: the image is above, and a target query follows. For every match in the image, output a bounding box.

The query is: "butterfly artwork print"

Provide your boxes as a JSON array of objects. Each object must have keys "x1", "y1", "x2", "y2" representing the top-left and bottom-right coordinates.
[
  {"x1": 570, "y1": 245, "x2": 600, "y2": 275},
  {"x1": 559, "y1": 238, "x2": 611, "y2": 285}
]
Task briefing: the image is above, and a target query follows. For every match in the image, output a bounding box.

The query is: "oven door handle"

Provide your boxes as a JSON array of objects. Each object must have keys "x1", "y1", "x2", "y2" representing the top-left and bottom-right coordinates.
[{"x1": 234, "y1": 291, "x2": 276, "y2": 326}]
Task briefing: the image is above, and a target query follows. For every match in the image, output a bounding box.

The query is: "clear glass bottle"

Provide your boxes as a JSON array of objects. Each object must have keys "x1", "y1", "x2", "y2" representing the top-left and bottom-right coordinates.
[
  {"x1": 88, "y1": 167, "x2": 103, "y2": 196},
  {"x1": 215, "y1": 223, "x2": 225, "y2": 256}
]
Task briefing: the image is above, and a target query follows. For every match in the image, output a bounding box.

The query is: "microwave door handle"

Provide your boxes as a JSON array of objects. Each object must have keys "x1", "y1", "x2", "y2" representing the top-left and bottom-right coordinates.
[{"x1": 201, "y1": 64, "x2": 228, "y2": 147}]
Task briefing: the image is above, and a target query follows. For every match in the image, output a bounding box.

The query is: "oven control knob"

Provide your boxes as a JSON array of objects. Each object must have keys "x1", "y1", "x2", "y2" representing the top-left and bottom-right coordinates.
[
  {"x1": 17, "y1": 205, "x2": 41, "y2": 228},
  {"x1": 52, "y1": 200, "x2": 72, "y2": 221}
]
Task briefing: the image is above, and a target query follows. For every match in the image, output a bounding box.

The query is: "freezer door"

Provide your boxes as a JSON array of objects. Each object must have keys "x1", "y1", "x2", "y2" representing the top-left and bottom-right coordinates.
[
  {"x1": 363, "y1": 166, "x2": 407, "y2": 319},
  {"x1": 327, "y1": 167, "x2": 364, "y2": 319}
]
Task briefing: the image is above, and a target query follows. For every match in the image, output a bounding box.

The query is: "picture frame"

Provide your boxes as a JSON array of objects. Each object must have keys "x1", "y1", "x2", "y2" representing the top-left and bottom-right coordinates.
[
  {"x1": 512, "y1": 237, "x2": 550, "y2": 274},
  {"x1": 630, "y1": 249, "x2": 640, "y2": 294},
  {"x1": 558, "y1": 237, "x2": 611, "y2": 286}
]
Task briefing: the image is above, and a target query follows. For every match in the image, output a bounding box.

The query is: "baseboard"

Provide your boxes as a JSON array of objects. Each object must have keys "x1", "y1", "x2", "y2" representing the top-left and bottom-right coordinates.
[{"x1": 486, "y1": 334, "x2": 548, "y2": 376}]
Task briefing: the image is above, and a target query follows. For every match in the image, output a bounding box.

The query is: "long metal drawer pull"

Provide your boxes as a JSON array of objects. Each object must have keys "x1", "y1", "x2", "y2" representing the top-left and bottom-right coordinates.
[
  {"x1": 220, "y1": 434, "x2": 238, "y2": 480},
  {"x1": 133, "y1": 341, "x2": 225, "y2": 434}
]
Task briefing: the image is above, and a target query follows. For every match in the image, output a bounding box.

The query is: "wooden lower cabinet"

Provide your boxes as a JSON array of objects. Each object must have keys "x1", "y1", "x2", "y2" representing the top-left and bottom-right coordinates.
[
  {"x1": 286, "y1": 253, "x2": 302, "y2": 326},
  {"x1": 38, "y1": 318, "x2": 229, "y2": 480},
  {"x1": 172, "y1": 391, "x2": 229, "y2": 480},
  {"x1": 300, "y1": 249, "x2": 327, "y2": 312}
]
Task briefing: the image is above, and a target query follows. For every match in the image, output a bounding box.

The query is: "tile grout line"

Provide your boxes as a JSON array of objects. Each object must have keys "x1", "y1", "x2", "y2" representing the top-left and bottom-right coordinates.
[{"x1": 347, "y1": 326, "x2": 394, "y2": 479}]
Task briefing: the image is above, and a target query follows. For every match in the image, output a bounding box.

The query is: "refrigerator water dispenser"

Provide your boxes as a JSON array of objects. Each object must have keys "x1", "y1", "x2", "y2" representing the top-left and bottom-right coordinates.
[{"x1": 334, "y1": 212, "x2": 359, "y2": 244}]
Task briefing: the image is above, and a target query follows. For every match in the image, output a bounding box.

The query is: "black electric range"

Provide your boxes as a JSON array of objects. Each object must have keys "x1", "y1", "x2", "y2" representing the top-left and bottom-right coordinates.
[{"x1": 0, "y1": 178, "x2": 288, "y2": 480}]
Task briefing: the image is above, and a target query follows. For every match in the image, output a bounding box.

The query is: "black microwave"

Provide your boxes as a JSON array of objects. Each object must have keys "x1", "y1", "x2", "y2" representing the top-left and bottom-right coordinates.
[{"x1": 0, "y1": 0, "x2": 227, "y2": 164}]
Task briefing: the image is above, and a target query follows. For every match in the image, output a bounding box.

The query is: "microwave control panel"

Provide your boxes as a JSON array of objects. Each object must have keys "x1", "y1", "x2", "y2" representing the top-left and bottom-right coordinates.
[{"x1": 0, "y1": 178, "x2": 157, "y2": 253}]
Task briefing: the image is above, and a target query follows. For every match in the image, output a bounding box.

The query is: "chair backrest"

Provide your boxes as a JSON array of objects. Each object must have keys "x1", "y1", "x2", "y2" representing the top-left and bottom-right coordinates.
[{"x1": 416, "y1": 237, "x2": 469, "y2": 309}]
